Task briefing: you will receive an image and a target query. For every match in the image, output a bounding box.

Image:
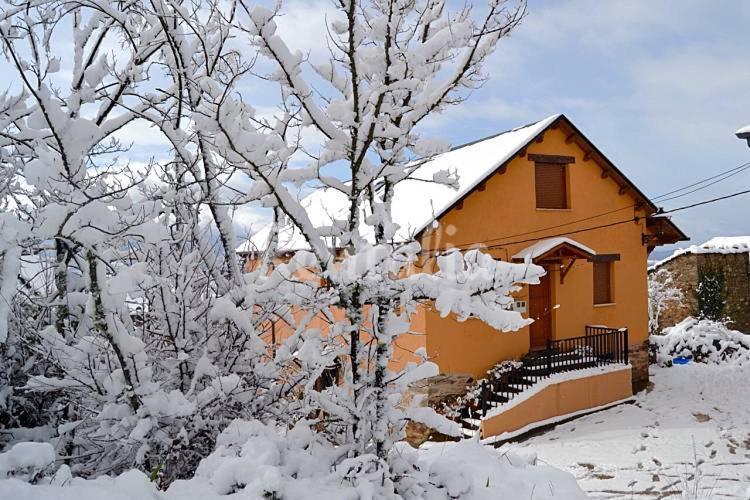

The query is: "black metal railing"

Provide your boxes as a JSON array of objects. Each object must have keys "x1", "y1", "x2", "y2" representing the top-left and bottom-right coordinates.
[{"x1": 459, "y1": 326, "x2": 629, "y2": 428}]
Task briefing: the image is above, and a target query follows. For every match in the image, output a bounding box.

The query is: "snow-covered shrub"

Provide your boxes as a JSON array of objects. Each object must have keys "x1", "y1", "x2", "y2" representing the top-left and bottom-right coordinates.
[
  {"x1": 0, "y1": 0, "x2": 535, "y2": 490},
  {"x1": 648, "y1": 268, "x2": 683, "y2": 335},
  {"x1": 651, "y1": 317, "x2": 750, "y2": 366},
  {"x1": 0, "y1": 442, "x2": 56, "y2": 482},
  {"x1": 1, "y1": 425, "x2": 587, "y2": 500},
  {"x1": 697, "y1": 268, "x2": 726, "y2": 322}
]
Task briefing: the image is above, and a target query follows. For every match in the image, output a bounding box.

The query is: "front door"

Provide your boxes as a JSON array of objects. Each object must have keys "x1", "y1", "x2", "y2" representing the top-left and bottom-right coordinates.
[{"x1": 529, "y1": 268, "x2": 552, "y2": 350}]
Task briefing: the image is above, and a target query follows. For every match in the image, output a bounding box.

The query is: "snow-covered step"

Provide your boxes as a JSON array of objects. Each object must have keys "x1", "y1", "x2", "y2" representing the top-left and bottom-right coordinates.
[
  {"x1": 462, "y1": 428, "x2": 478, "y2": 438},
  {"x1": 462, "y1": 417, "x2": 481, "y2": 429}
]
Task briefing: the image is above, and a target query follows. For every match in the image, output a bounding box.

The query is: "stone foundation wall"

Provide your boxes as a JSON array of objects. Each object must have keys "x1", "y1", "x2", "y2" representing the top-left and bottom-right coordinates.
[
  {"x1": 628, "y1": 340, "x2": 649, "y2": 392},
  {"x1": 651, "y1": 251, "x2": 750, "y2": 333},
  {"x1": 402, "y1": 374, "x2": 472, "y2": 447}
]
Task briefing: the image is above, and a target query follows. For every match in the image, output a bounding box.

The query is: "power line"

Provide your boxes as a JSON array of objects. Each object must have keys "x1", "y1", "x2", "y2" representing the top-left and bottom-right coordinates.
[
  {"x1": 419, "y1": 186, "x2": 750, "y2": 256},
  {"x1": 652, "y1": 162, "x2": 750, "y2": 203},
  {"x1": 650, "y1": 161, "x2": 750, "y2": 201},
  {"x1": 475, "y1": 218, "x2": 638, "y2": 250},
  {"x1": 418, "y1": 216, "x2": 639, "y2": 256},
  {"x1": 659, "y1": 188, "x2": 750, "y2": 215},
  {"x1": 420, "y1": 158, "x2": 750, "y2": 253},
  {"x1": 433, "y1": 204, "x2": 637, "y2": 249}
]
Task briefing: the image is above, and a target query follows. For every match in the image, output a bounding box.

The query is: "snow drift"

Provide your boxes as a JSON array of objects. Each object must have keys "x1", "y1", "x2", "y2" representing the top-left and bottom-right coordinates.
[{"x1": 0, "y1": 421, "x2": 587, "y2": 500}]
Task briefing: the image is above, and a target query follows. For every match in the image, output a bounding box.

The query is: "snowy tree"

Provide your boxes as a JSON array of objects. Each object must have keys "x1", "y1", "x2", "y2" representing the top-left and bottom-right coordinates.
[
  {"x1": 0, "y1": 0, "x2": 538, "y2": 492},
  {"x1": 0, "y1": 0, "x2": 302, "y2": 479},
  {"x1": 648, "y1": 269, "x2": 683, "y2": 335},
  {"x1": 239, "y1": 0, "x2": 534, "y2": 463}
]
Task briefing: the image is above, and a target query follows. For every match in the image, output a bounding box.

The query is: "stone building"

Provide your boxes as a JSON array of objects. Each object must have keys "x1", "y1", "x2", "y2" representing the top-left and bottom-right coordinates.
[{"x1": 649, "y1": 236, "x2": 750, "y2": 333}]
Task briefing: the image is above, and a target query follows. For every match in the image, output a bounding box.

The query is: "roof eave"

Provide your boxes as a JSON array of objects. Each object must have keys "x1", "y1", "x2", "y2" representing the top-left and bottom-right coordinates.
[{"x1": 645, "y1": 215, "x2": 690, "y2": 250}]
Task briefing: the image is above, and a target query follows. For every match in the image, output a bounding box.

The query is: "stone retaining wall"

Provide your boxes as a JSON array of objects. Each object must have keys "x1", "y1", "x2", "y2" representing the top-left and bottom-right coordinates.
[
  {"x1": 628, "y1": 340, "x2": 649, "y2": 392},
  {"x1": 651, "y1": 252, "x2": 750, "y2": 333}
]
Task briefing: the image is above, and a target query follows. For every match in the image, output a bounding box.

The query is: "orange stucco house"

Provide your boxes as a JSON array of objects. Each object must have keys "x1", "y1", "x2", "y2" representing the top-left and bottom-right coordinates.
[{"x1": 239, "y1": 114, "x2": 687, "y2": 439}]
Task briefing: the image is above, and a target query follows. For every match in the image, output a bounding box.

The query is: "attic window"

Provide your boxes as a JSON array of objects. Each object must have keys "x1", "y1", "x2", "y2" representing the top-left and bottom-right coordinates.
[{"x1": 535, "y1": 161, "x2": 569, "y2": 209}]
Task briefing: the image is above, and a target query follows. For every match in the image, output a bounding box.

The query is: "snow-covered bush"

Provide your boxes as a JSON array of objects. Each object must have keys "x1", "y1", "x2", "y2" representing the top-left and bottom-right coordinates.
[
  {"x1": 0, "y1": 442, "x2": 56, "y2": 483},
  {"x1": 0, "y1": 0, "x2": 539, "y2": 492},
  {"x1": 1, "y1": 427, "x2": 588, "y2": 499},
  {"x1": 651, "y1": 317, "x2": 750, "y2": 366},
  {"x1": 648, "y1": 268, "x2": 683, "y2": 335}
]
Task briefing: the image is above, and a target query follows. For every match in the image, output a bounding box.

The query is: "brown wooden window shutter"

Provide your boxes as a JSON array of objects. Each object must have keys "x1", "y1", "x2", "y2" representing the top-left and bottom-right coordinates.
[
  {"x1": 593, "y1": 261, "x2": 613, "y2": 304},
  {"x1": 535, "y1": 162, "x2": 568, "y2": 209}
]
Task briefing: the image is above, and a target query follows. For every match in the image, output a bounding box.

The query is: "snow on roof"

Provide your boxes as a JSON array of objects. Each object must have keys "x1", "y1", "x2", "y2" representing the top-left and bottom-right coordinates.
[
  {"x1": 649, "y1": 236, "x2": 750, "y2": 270},
  {"x1": 237, "y1": 114, "x2": 561, "y2": 253},
  {"x1": 512, "y1": 237, "x2": 596, "y2": 261}
]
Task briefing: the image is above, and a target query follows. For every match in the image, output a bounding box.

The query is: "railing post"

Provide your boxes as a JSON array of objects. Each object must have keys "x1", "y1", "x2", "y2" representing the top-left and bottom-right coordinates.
[
  {"x1": 546, "y1": 338, "x2": 552, "y2": 375},
  {"x1": 481, "y1": 380, "x2": 488, "y2": 417},
  {"x1": 623, "y1": 328, "x2": 629, "y2": 365}
]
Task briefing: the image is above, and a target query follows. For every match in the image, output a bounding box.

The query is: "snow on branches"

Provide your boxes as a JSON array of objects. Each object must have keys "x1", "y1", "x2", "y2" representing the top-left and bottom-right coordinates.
[
  {"x1": 0, "y1": 0, "x2": 532, "y2": 491},
  {"x1": 648, "y1": 268, "x2": 684, "y2": 335}
]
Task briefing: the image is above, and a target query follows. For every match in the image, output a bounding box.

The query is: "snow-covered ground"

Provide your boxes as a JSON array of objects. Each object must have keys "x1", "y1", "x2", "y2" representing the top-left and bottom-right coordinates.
[
  {"x1": 507, "y1": 364, "x2": 750, "y2": 498},
  {"x1": 1, "y1": 427, "x2": 586, "y2": 500}
]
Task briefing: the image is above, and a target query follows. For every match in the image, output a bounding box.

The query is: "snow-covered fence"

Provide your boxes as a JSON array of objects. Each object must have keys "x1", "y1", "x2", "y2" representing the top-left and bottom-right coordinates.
[{"x1": 457, "y1": 327, "x2": 628, "y2": 432}]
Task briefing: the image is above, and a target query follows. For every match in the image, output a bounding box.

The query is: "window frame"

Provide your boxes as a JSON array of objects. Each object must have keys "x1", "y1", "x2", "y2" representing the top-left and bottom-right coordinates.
[
  {"x1": 531, "y1": 154, "x2": 575, "y2": 210},
  {"x1": 592, "y1": 254, "x2": 619, "y2": 306}
]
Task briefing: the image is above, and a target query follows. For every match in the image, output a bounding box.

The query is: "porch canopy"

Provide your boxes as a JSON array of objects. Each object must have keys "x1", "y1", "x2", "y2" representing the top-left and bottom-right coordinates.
[{"x1": 512, "y1": 237, "x2": 596, "y2": 283}]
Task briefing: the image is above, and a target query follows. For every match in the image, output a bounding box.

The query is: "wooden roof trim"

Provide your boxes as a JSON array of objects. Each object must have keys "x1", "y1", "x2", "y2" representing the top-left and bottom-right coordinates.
[
  {"x1": 528, "y1": 153, "x2": 576, "y2": 164},
  {"x1": 556, "y1": 118, "x2": 656, "y2": 212}
]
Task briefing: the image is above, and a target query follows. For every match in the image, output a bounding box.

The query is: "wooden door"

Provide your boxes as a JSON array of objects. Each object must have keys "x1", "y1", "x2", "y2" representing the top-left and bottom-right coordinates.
[{"x1": 529, "y1": 269, "x2": 552, "y2": 350}]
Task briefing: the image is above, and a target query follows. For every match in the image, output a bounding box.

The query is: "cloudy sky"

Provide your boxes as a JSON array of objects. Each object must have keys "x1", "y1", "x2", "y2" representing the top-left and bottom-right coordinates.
[
  {"x1": 275, "y1": 0, "x2": 750, "y2": 256},
  {"x1": 3, "y1": 0, "x2": 749, "y2": 256},
  {"x1": 418, "y1": 0, "x2": 750, "y2": 256}
]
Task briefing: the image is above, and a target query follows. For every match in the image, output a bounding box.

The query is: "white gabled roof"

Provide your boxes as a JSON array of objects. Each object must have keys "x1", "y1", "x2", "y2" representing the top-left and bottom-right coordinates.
[
  {"x1": 649, "y1": 236, "x2": 750, "y2": 270},
  {"x1": 512, "y1": 237, "x2": 596, "y2": 261},
  {"x1": 237, "y1": 114, "x2": 561, "y2": 254}
]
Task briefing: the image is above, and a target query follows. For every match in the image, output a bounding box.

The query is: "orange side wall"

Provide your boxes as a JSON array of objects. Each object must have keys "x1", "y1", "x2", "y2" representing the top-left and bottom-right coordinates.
[
  {"x1": 416, "y1": 127, "x2": 651, "y2": 379},
  {"x1": 243, "y1": 258, "x2": 425, "y2": 374},
  {"x1": 480, "y1": 366, "x2": 632, "y2": 438}
]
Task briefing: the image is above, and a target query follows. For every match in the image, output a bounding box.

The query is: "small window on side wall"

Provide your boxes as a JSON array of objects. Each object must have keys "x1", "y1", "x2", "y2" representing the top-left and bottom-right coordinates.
[
  {"x1": 535, "y1": 162, "x2": 568, "y2": 209},
  {"x1": 593, "y1": 257, "x2": 618, "y2": 305}
]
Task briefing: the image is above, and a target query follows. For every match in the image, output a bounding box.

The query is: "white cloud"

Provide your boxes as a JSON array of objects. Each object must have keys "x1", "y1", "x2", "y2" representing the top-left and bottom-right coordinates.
[
  {"x1": 274, "y1": 0, "x2": 338, "y2": 60},
  {"x1": 232, "y1": 205, "x2": 272, "y2": 240}
]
